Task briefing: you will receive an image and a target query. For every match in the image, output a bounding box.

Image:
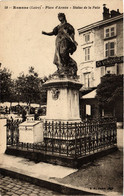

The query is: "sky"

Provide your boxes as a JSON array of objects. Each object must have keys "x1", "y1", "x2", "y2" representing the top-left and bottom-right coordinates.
[{"x1": 0, "y1": 0, "x2": 123, "y2": 79}]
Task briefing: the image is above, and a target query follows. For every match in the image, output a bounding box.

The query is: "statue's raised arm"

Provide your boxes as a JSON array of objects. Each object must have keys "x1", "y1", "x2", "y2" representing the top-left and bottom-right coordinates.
[
  {"x1": 42, "y1": 31, "x2": 54, "y2": 36},
  {"x1": 42, "y1": 13, "x2": 78, "y2": 78}
]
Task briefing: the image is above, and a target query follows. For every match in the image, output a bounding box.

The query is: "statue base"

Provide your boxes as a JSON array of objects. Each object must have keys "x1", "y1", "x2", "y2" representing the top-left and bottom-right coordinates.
[{"x1": 43, "y1": 78, "x2": 82, "y2": 122}]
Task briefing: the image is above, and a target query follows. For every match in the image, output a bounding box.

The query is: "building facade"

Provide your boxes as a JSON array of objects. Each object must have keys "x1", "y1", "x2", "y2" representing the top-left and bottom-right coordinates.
[{"x1": 78, "y1": 5, "x2": 123, "y2": 120}]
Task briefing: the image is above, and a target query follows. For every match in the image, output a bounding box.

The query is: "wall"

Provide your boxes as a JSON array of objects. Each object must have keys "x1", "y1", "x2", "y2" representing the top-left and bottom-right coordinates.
[
  {"x1": 116, "y1": 19, "x2": 123, "y2": 56},
  {"x1": 79, "y1": 18, "x2": 123, "y2": 88},
  {"x1": 117, "y1": 128, "x2": 123, "y2": 150},
  {"x1": 0, "y1": 118, "x2": 7, "y2": 154}
]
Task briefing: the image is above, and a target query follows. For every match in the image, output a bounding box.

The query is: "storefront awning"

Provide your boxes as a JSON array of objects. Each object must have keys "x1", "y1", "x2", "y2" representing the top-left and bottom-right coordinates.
[{"x1": 81, "y1": 89, "x2": 96, "y2": 99}]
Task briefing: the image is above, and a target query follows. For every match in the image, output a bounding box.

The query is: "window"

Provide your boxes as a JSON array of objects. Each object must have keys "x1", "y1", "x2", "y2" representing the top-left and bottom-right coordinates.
[
  {"x1": 86, "y1": 105, "x2": 91, "y2": 115},
  {"x1": 105, "y1": 28, "x2": 109, "y2": 38},
  {"x1": 111, "y1": 27, "x2": 115, "y2": 37},
  {"x1": 104, "y1": 25, "x2": 116, "y2": 38},
  {"x1": 105, "y1": 41, "x2": 115, "y2": 57},
  {"x1": 109, "y1": 42, "x2": 115, "y2": 56},
  {"x1": 105, "y1": 43, "x2": 109, "y2": 57},
  {"x1": 84, "y1": 72, "x2": 91, "y2": 87},
  {"x1": 84, "y1": 47, "x2": 90, "y2": 61},
  {"x1": 84, "y1": 33, "x2": 90, "y2": 42}
]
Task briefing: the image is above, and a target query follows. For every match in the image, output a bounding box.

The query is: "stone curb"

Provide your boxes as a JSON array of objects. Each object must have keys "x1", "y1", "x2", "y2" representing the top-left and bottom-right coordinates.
[
  {"x1": 0, "y1": 167, "x2": 105, "y2": 195},
  {"x1": 5, "y1": 146, "x2": 118, "y2": 168}
]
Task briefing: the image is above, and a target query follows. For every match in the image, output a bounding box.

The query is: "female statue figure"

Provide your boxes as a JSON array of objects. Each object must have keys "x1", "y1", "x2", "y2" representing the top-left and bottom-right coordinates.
[{"x1": 42, "y1": 13, "x2": 78, "y2": 77}]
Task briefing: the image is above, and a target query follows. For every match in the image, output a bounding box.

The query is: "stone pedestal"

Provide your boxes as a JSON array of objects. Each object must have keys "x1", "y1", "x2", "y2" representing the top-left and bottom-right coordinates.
[
  {"x1": 43, "y1": 78, "x2": 82, "y2": 122},
  {"x1": 19, "y1": 115, "x2": 43, "y2": 143}
]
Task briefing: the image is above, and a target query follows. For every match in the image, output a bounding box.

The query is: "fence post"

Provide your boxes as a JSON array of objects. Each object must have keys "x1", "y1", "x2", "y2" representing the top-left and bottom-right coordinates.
[
  {"x1": 75, "y1": 122, "x2": 77, "y2": 158},
  {"x1": 67, "y1": 122, "x2": 69, "y2": 156},
  {"x1": 52, "y1": 121, "x2": 54, "y2": 154},
  {"x1": 0, "y1": 118, "x2": 7, "y2": 154}
]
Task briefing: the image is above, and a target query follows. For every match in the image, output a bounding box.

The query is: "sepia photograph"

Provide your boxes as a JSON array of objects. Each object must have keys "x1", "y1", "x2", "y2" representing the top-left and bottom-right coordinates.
[{"x1": 0, "y1": 0, "x2": 123, "y2": 195}]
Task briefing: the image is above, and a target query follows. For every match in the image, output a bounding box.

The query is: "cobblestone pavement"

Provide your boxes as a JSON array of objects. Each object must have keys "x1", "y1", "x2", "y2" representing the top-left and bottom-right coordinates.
[{"x1": 0, "y1": 174, "x2": 60, "y2": 196}]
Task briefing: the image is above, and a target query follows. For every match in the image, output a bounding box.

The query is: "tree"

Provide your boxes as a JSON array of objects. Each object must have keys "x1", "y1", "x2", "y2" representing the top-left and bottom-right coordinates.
[
  {"x1": 39, "y1": 88, "x2": 47, "y2": 105},
  {"x1": 15, "y1": 67, "x2": 49, "y2": 106},
  {"x1": 0, "y1": 67, "x2": 14, "y2": 103},
  {"x1": 96, "y1": 74, "x2": 123, "y2": 116},
  {"x1": 96, "y1": 74, "x2": 123, "y2": 107},
  {"x1": 15, "y1": 67, "x2": 41, "y2": 105},
  {"x1": 38, "y1": 75, "x2": 49, "y2": 105}
]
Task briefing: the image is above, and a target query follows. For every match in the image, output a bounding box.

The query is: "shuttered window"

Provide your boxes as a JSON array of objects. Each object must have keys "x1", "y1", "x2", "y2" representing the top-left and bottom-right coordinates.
[{"x1": 105, "y1": 42, "x2": 115, "y2": 57}]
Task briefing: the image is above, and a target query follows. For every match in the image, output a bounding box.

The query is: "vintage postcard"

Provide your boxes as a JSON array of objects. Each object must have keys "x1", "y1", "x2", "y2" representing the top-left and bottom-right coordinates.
[{"x1": 0, "y1": 0, "x2": 123, "y2": 195}]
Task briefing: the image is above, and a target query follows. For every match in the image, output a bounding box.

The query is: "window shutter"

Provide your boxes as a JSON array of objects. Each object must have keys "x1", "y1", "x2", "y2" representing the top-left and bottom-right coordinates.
[
  {"x1": 110, "y1": 42, "x2": 115, "y2": 56},
  {"x1": 105, "y1": 43, "x2": 109, "y2": 57}
]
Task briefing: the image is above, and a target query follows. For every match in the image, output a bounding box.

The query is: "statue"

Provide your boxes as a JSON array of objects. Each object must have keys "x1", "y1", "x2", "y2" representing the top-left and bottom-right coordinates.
[{"x1": 42, "y1": 13, "x2": 78, "y2": 78}]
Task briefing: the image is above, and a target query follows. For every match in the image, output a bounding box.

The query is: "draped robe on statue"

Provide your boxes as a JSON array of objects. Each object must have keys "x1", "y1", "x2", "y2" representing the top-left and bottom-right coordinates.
[{"x1": 52, "y1": 22, "x2": 78, "y2": 77}]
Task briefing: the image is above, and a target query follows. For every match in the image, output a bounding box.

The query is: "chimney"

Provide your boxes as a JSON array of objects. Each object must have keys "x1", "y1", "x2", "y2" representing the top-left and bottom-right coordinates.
[
  {"x1": 103, "y1": 4, "x2": 110, "y2": 20},
  {"x1": 111, "y1": 9, "x2": 121, "y2": 18}
]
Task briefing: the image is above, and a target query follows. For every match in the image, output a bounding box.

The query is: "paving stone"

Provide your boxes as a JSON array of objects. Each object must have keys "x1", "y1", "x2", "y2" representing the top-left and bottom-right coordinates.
[
  {"x1": 25, "y1": 187, "x2": 33, "y2": 190},
  {"x1": 0, "y1": 189, "x2": 8, "y2": 195},
  {"x1": 0, "y1": 174, "x2": 60, "y2": 196},
  {"x1": 5, "y1": 192, "x2": 13, "y2": 195},
  {"x1": 7, "y1": 183, "x2": 15, "y2": 186},
  {"x1": 39, "y1": 190, "x2": 51, "y2": 194},
  {"x1": 22, "y1": 184, "x2": 29, "y2": 188},
  {"x1": 14, "y1": 190, "x2": 24, "y2": 194},
  {"x1": 1, "y1": 187, "x2": 8, "y2": 191},
  {"x1": 26, "y1": 187, "x2": 34, "y2": 191},
  {"x1": 23, "y1": 186, "x2": 32, "y2": 190},
  {"x1": 33, "y1": 188, "x2": 41, "y2": 192},
  {"x1": 23, "y1": 190, "x2": 32, "y2": 194},
  {"x1": 15, "y1": 184, "x2": 22, "y2": 188},
  {"x1": 31, "y1": 190, "x2": 40, "y2": 194},
  {"x1": 10, "y1": 185, "x2": 18, "y2": 189},
  {"x1": 6, "y1": 184, "x2": 14, "y2": 188},
  {"x1": 5, "y1": 178, "x2": 12, "y2": 182},
  {"x1": 29, "y1": 193, "x2": 38, "y2": 196},
  {"x1": 0, "y1": 185, "x2": 4, "y2": 188},
  {"x1": 3, "y1": 177, "x2": 10, "y2": 180},
  {"x1": 14, "y1": 193, "x2": 22, "y2": 196},
  {"x1": 1, "y1": 182, "x2": 8, "y2": 186}
]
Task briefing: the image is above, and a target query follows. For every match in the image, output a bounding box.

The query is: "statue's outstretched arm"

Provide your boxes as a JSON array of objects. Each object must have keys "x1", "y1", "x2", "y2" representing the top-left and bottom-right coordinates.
[{"x1": 42, "y1": 31, "x2": 54, "y2": 36}]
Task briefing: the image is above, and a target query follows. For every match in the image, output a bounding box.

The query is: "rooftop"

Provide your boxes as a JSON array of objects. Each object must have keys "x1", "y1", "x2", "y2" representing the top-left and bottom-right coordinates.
[
  {"x1": 78, "y1": 13, "x2": 123, "y2": 34},
  {"x1": 78, "y1": 5, "x2": 123, "y2": 34}
]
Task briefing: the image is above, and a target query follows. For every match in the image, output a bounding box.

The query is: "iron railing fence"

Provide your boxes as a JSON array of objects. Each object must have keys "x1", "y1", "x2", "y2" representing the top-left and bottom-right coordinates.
[
  {"x1": 7, "y1": 119, "x2": 22, "y2": 146},
  {"x1": 6, "y1": 118, "x2": 117, "y2": 158}
]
